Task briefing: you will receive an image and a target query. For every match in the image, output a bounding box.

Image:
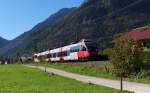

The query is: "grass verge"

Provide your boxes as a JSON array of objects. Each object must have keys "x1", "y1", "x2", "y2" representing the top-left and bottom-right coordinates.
[
  {"x1": 0, "y1": 65, "x2": 132, "y2": 93},
  {"x1": 38, "y1": 63, "x2": 150, "y2": 84}
]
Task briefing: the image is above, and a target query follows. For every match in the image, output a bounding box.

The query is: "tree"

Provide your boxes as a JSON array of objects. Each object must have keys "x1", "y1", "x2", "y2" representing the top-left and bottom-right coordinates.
[
  {"x1": 108, "y1": 37, "x2": 143, "y2": 90},
  {"x1": 16, "y1": 52, "x2": 22, "y2": 64}
]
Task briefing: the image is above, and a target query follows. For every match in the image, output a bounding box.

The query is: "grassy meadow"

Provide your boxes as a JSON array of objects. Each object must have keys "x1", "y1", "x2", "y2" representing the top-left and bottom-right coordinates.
[{"x1": 0, "y1": 65, "x2": 132, "y2": 93}]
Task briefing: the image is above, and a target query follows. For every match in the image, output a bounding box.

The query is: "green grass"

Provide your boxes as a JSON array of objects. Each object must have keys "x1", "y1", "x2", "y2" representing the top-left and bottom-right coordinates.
[
  {"x1": 143, "y1": 51, "x2": 150, "y2": 60},
  {"x1": 0, "y1": 65, "x2": 132, "y2": 93},
  {"x1": 39, "y1": 63, "x2": 150, "y2": 84},
  {"x1": 43, "y1": 63, "x2": 114, "y2": 79}
]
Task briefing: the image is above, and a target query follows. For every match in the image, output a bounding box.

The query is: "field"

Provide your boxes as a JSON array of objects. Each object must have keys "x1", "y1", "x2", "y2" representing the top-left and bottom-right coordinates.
[
  {"x1": 40, "y1": 63, "x2": 150, "y2": 84},
  {"x1": 0, "y1": 65, "x2": 132, "y2": 93}
]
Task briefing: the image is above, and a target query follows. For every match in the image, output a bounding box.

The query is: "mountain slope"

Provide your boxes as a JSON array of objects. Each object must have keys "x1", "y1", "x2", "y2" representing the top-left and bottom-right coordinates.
[
  {"x1": 19, "y1": 0, "x2": 150, "y2": 54},
  {"x1": 2, "y1": 0, "x2": 150, "y2": 57},
  {"x1": 0, "y1": 8, "x2": 76, "y2": 56},
  {"x1": 0, "y1": 37, "x2": 9, "y2": 48}
]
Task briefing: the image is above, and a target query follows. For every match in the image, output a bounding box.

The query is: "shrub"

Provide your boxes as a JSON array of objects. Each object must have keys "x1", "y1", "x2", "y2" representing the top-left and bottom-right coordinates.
[{"x1": 108, "y1": 37, "x2": 143, "y2": 76}]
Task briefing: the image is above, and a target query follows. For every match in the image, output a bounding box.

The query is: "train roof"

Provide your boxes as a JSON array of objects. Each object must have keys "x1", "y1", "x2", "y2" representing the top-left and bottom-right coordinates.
[
  {"x1": 50, "y1": 42, "x2": 81, "y2": 53},
  {"x1": 34, "y1": 39, "x2": 95, "y2": 55},
  {"x1": 34, "y1": 50, "x2": 50, "y2": 56}
]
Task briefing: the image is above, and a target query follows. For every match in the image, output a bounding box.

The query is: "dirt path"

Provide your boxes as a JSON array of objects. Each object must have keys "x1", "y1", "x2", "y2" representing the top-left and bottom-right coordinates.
[{"x1": 25, "y1": 65, "x2": 150, "y2": 93}]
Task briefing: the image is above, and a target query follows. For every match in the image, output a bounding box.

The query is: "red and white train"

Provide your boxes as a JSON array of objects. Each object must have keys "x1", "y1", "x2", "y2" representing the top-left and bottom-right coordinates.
[{"x1": 34, "y1": 39, "x2": 98, "y2": 62}]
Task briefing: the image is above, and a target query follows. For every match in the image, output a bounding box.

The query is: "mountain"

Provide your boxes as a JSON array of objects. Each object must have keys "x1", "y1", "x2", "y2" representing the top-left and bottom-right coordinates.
[
  {"x1": 1, "y1": 0, "x2": 150, "y2": 57},
  {"x1": 0, "y1": 8, "x2": 76, "y2": 56},
  {"x1": 0, "y1": 37, "x2": 9, "y2": 48}
]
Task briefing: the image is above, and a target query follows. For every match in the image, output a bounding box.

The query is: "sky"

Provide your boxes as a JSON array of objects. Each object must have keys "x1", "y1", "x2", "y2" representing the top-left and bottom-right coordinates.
[{"x1": 0, "y1": 0, "x2": 84, "y2": 40}]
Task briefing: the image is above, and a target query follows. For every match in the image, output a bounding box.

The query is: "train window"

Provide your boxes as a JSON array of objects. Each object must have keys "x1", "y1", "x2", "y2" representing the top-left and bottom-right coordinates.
[
  {"x1": 70, "y1": 46, "x2": 80, "y2": 53},
  {"x1": 57, "y1": 53, "x2": 59, "y2": 57},
  {"x1": 57, "y1": 51, "x2": 68, "y2": 57},
  {"x1": 53, "y1": 53, "x2": 56, "y2": 58},
  {"x1": 53, "y1": 54, "x2": 54, "y2": 57},
  {"x1": 47, "y1": 54, "x2": 51, "y2": 58},
  {"x1": 65, "y1": 51, "x2": 69, "y2": 56},
  {"x1": 62, "y1": 52, "x2": 65, "y2": 56},
  {"x1": 53, "y1": 53, "x2": 55, "y2": 58},
  {"x1": 57, "y1": 52, "x2": 61, "y2": 57},
  {"x1": 76, "y1": 49, "x2": 79, "y2": 52},
  {"x1": 56, "y1": 53, "x2": 58, "y2": 57},
  {"x1": 51, "y1": 51, "x2": 69, "y2": 57},
  {"x1": 70, "y1": 50, "x2": 73, "y2": 53},
  {"x1": 60, "y1": 52, "x2": 63, "y2": 57},
  {"x1": 52, "y1": 53, "x2": 54, "y2": 58},
  {"x1": 87, "y1": 45, "x2": 97, "y2": 51},
  {"x1": 64, "y1": 52, "x2": 67, "y2": 56},
  {"x1": 63, "y1": 51, "x2": 67, "y2": 56}
]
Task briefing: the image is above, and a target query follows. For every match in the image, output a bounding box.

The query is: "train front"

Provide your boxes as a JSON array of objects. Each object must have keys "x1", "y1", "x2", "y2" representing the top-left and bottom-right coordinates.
[{"x1": 78, "y1": 39, "x2": 98, "y2": 61}]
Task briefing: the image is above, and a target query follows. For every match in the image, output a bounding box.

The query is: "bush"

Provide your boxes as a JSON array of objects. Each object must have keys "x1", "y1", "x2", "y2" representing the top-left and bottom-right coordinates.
[
  {"x1": 143, "y1": 60, "x2": 150, "y2": 70},
  {"x1": 108, "y1": 37, "x2": 143, "y2": 76},
  {"x1": 129, "y1": 70, "x2": 150, "y2": 79}
]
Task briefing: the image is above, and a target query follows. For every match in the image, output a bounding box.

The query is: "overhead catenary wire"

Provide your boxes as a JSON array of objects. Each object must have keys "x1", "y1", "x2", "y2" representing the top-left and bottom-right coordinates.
[
  {"x1": 68, "y1": 0, "x2": 144, "y2": 43},
  {"x1": 80, "y1": 0, "x2": 144, "y2": 48},
  {"x1": 89, "y1": 0, "x2": 144, "y2": 23}
]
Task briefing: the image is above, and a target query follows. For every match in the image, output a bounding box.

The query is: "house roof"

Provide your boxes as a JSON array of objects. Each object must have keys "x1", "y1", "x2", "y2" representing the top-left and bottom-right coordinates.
[
  {"x1": 113, "y1": 26, "x2": 150, "y2": 42},
  {"x1": 125, "y1": 26, "x2": 150, "y2": 40}
]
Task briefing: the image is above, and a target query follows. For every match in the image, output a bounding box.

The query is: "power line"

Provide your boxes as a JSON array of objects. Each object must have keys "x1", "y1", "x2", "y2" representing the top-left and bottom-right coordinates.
[
  {"x1": 73, "y1": 0, "x2": 144, "y2": 41},
  {"x1": 90, "y1": 0, "x2": 144, "y2": 23},
  {"x1": 79, "y1": 0, "x2": 144, "y2": 46}
]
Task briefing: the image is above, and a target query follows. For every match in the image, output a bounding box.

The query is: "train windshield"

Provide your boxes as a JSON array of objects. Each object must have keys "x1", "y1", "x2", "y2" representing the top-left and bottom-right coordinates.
[
  {"x1": 86, "y1": 45, "x2": 97, "y2": 51},
  {"x1": 84, "y1": 40, "x2": 98, "y2": 51}
]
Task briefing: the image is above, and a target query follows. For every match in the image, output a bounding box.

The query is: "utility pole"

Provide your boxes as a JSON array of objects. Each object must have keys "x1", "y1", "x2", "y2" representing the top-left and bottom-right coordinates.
[
  {"x1": 120, "y1": 72, "x2": 123, "y2": 91},
  {"x1": 44, "y1": 61, "x2": 47, "y2": 72},
  {"x1": 120, "y1": 61, "x2": 125, "y2": 91}
]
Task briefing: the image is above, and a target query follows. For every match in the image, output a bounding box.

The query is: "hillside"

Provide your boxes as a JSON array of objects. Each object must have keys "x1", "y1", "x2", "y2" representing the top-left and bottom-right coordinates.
[
  {"x1": 1, "y1": 0, "x2": 150, "y2": 57},
  {"x1": 0, "y1": 37, "x2": 9, "y2": 48}
]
